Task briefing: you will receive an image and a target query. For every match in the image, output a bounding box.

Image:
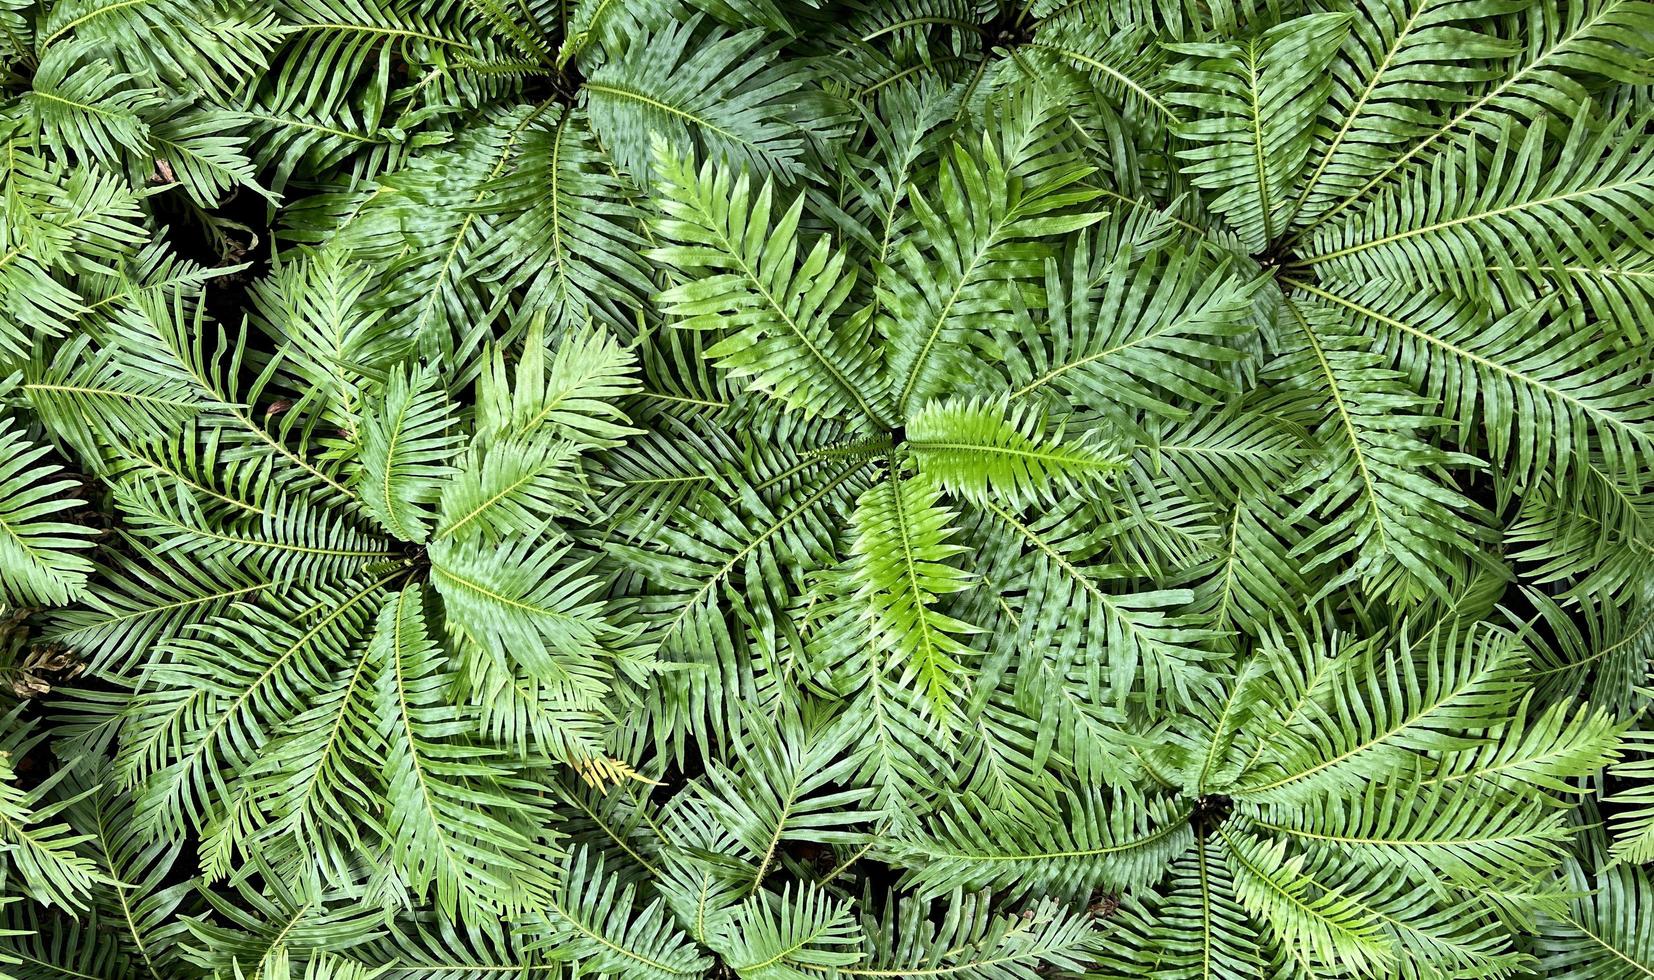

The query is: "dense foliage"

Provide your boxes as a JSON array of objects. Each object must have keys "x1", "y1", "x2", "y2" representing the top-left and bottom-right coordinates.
[{"x1": 1, "y1": 0, "x2": 1653, "y2": 975}]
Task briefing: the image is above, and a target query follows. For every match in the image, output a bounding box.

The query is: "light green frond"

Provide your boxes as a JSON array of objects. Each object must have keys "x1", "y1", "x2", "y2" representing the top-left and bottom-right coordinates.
[
  {"x1": 364, "y1": 110, "x2": 549, "y2": 364},
  {"x1": 1023, "y1": 23, "x2": 1177, "y2": 127},
  {"x1": 346, "y1": 915, "x2": 542, "y2": 977},
  {"x1": 1426, "y1": 697, "x2": 1627, "y2": 796},
  {"x1": 558, "y1": 0, "x2": 675, "y2": 68},
  {"x1": 906, "y1": 396, "x2": 1123, "y2": 508},
  {"x1": 434, "y1": 437, "x2": 585, "y2": 544},
  {"x1": 0, "y1": 904, "x2": 137, "y2": 977},
  {"x1": 1220, "y1": 830, "x2": 1394, "y2": 975},
  {"x1": 21, "y1": 334, "x2": 201, "y2": 466},
  {"x1": 847, "y1": 466, "x2": 979, "y2": 721},
  {"x1": 231, "y1": 0, "x2": 479, "y2": 190},
  {"x1": 175, "y1": 867, "x2": 384, "y2": 974},
  {"x1": 1475, "y1": 248, "x2": 1654, "y2": 346},
  {"x1": 1286, "y1": 854, "x2": 1531, "y2": 978},
  {"x1": 826, "y1": 651, "x2": 952, "y2": 830}
]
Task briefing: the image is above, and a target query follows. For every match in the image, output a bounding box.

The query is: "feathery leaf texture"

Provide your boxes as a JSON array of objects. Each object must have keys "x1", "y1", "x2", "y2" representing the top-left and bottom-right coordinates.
[{"x1": 0, "y1": 0, "x2": 1649, "y2": 976}]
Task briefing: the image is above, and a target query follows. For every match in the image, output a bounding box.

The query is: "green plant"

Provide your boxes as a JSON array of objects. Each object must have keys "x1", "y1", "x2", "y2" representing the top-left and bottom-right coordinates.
[{"x1": 0, "y1": 0, "x2": 1652, "y2": 976}]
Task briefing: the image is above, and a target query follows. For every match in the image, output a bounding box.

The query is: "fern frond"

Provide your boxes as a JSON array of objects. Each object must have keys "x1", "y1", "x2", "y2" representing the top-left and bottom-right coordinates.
[
  {"x1": 1288, "y1": 0, "x2": 1519, "y2": 227},
  {"x1": 847, "y1": 467, "x2": 978, "y2": 721},
  {"x1": 0, "y1": 416, "x2": 95, "y2": 606},
  {"x1": 1005, "y1": 241, "x2": 1259, "y2": 425},
  {"x1": 708, "y1": 885, "x2": 863, "y2": 980},
  {"x1": 429, "y1": 534, "x2": 617, "y2": 696},
  {"x1": 21, "y1": 42, "x2": 161, "y2": 168},
  {"x1": 841, "y1": 890, "x2": 1101, "y2": 980},
  {"x1": 0, "y1": 743, "x2": 108, "y2": 913},
  {"x1": 1219, "y1": 830, "x2": 1395, "y2": 975},
  {"x1": 650, "y1": 152, "x2": 886, "y2": 424},
  {"x1": 354, "y1": 367, "x2": 460, "y2": 543},
  {"x1": 1167, "y1": 12, "x2": 1352, "y2": 251},
  {"x1": 475, "y1": 316, "x2": 640, "y2": 451},
  {"x1": 883, "y1": 789, "x2": 1192, "y2": 902},
  {"x1": 585, "y1": 18, "x2": 847, "y2": 186},
  {"x1": 1529, "y1": 859, "x2": 1654, "y2": 980},
  {"x1": 1271, "y1": 294, "x2": 1489, "y2": 603},
  {"x1": 528, "y1": 846, "x2": 712, "y2": 980},
  {"x1": 906, "y1": 396, "x2": 1123, "y2": 507},
  {"x1": 1285, "y1": 278, "x2": 1654, "y2": 495},
  {"x1": 693, "y1": 711, "x2": 877, "y2": 892},
  {"x1": 881, "y1": 89, "x2": 1106, "y2": 417},
  {"x1": 373, "y1": 585, "x2": 562, "y2": 919},
  {"x1": 1233, "y1": 625, "x2": 1526, "y2": 804}
]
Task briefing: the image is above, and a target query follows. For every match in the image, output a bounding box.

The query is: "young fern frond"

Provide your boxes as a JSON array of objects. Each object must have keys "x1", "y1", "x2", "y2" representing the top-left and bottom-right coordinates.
[
  {"x1": 847, "y1": 467, "x2": 979, "y2": 720},
  {"x1": 906, "y1": 396, "x2": 1124, "y2": 507}
]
